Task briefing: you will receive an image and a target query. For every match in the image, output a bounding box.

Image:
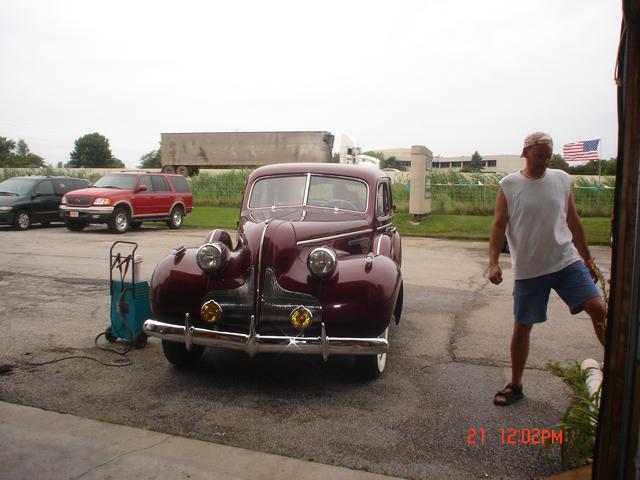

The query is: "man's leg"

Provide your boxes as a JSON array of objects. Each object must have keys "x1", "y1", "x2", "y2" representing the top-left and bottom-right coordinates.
[
  {"x1": 495, "y1": 322, "x2": 533, "y2": 405},
  {"x1": 511, "y1": 322, "x2": 534, "y2": 386},
  {"x1": 583, "y1": 296, "x2": 606, "y2": 346}
]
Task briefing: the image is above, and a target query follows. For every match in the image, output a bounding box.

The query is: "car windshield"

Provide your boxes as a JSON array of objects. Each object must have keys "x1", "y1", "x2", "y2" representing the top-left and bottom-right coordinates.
[
  {"x1": 248, "y1": 174, "x2": 367, "y2": 212},
  {"x1": 93, "y1": 174, "x2": 137, "y2": 190},
  {"x1": 0, "y1": 178, "x2": 38, "y2": 196}
]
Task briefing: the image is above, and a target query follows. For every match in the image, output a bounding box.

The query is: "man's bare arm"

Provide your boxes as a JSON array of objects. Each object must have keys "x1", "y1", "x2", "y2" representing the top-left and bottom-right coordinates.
[{"x1": 488, "y1": 189, "x2": 508, "y2": 284}]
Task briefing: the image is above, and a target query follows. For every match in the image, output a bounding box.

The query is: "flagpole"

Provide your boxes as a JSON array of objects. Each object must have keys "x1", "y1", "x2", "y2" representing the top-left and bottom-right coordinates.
[{"x1": 598, "y1": 139, "x2": 602, "y2": 184}]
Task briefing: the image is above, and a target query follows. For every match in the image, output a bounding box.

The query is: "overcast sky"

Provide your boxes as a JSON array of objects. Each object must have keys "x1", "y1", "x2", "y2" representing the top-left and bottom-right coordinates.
[{"x1": 0, "y1": 1, "x2": 622, "y2": 168}]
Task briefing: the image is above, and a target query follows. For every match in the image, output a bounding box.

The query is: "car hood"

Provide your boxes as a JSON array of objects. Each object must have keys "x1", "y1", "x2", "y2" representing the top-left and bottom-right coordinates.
[
  {"x1": 65, "y1": 187, "x2": 127, "y2": 197},
  {"x1": 246, "y1": 208, "x2": 371, "y2": 244},
  {"x1": 0, "y1": 194, "x2": 21, "y2": 206}
]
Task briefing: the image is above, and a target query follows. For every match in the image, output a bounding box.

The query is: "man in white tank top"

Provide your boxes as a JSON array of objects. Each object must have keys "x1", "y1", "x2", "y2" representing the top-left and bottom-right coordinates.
[{"x1": 488, "y1": 131, "x2": 605, "y2": 406}]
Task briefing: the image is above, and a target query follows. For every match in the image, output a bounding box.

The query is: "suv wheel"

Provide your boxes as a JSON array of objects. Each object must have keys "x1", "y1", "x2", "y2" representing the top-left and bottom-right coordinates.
[
  {"x1": 64, "y1": 218, "x2": 86, "y2": 231},
  {"x1": 13, "y1": 210, "x2": 32, "y2": 230},
  {"x1": 108, "y1": 207, "x2": 130, "y2": 234},
  {"x1": 167, "y1": 206, "x2": 184, "y2": 229}
]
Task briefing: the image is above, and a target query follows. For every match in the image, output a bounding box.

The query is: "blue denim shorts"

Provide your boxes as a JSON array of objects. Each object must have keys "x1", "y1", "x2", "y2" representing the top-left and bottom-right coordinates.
[{"x1": 513, "y1": 260, "x2": 601, "y2": 324}]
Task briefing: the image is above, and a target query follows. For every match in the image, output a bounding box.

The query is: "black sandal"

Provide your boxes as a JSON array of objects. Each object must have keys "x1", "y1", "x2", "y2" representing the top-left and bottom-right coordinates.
[{"x1": 493, "y1": 383, "x2": 524, "y2": 406}]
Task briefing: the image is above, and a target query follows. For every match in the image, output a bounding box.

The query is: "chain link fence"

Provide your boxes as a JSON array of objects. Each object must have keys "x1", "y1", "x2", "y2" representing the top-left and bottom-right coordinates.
[{"x1": 1, "y1": 168, "x2": 615, "y2": 216}]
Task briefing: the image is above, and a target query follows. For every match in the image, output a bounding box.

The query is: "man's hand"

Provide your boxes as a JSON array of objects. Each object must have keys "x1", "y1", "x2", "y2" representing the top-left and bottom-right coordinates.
[
  {"x1": 489, "y1": 264, "x2": 503, "y2": 285},
  {"x1": 585, "y1": 258, "x2": 599, "y2": 283}
]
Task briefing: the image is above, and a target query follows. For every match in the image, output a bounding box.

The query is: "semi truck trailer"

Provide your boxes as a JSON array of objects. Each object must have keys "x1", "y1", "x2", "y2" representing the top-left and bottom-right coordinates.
[{"x1": 160, "y1": 131, "x2": 334, "y2": 176}]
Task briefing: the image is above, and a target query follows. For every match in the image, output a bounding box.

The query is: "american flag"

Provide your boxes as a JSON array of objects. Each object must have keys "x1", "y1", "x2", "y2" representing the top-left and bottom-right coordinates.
[{"x1": 562, "y1": 139, "x2": 600, "y2": 162}]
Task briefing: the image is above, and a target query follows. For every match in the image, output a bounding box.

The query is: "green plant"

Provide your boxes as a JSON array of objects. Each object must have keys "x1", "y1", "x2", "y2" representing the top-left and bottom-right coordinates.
[{"x1": 546, "y1": 362, "x2": 601, "y2": 468}]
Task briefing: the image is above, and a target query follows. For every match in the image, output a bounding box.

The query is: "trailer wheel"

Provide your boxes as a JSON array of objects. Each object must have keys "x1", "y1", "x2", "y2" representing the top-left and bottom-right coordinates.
[
  {"x1": 161, "y1": 165, "x2": 176, "y2": 174},
  {"x1": 162, "y1": 340, "x2": 204, "y2": 367},
  {"x1": 176, "y1": 165, "x2": 189, "y2": 177}
]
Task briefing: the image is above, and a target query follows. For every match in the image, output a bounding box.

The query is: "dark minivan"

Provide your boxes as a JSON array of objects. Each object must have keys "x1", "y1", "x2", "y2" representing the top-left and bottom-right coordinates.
[{"x1": 0, "y1": 176, "x2": 90, "y2": 230}]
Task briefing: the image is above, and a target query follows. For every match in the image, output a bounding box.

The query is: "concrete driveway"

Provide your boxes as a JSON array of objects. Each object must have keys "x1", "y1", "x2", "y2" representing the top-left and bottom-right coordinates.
[{"x1": 0, "y1": 224, "x2": 608, "y2": 479}]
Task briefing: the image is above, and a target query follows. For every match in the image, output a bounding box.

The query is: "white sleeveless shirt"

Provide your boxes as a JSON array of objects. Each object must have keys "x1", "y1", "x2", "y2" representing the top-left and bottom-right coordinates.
[{"x1": 499, "y1": 169, "x2": 581, "y2": 280}]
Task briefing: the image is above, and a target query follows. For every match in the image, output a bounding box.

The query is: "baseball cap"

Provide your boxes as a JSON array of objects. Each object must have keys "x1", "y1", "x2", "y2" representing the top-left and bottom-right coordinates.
[{"x1": 521, "y1": 131, "x2": 553, "y2": 156}]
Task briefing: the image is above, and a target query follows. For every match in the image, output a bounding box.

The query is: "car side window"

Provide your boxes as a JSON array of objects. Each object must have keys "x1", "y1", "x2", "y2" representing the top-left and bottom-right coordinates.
[
  {"x1": 376, "y1": 181, "x2": 391, "y2": 218},
  {"x1": 168, "y1": 175, "x2": 191, "y2": 193},
  {"x1": 138, "y1": 175, "x2": 153, "y2": 192},
  {"x1": 34, "y1": 180, "x2": 54, "y2": 196},
  {"x1": 151, "y1": 175, "x2": 170, "y2": 192}
]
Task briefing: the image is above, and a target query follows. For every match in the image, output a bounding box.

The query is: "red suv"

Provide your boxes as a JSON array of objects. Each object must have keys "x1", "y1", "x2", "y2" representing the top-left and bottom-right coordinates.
[{"x1": 60, "y1": 172, "x2": 193, "y2": 233}]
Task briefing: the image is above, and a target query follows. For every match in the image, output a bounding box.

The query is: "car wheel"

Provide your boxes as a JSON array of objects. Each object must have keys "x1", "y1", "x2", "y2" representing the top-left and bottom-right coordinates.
[
  {"x1": 166, "y1": 206, "x2": 184, "y2": 229},
  {"x1": 108, "y1": 208, "x2": 130, "y2": 234},
  {"x1": 176, "y1": 165, "x2": 189, "y2": 177},
  {"x1": 13, "y1": 210, "x2": 31, "y2": 230},
  {"x1": 161, "y1": 165, "x2": 176, "y2": 174},
  {"x1": 161, "y1": 340, "x2": 204, "y2": 367},
  {"x1": 133, "y1": 332, "x2": 148, "y2": 348},
  {"x1": 64, "y1": 218, "x2": 86, "y2": 231},
  {"x1": 355, "y1": 327, "x2": 388, "y2": 379}
]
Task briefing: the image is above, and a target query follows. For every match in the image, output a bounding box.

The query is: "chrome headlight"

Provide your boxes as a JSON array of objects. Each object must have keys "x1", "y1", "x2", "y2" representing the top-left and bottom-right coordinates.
[
  {"x1": 307, "y1": 246, "x2": 337, "y2": 278},
  {"x1": 196, "y1": 242, "x2": 227, "y2": 272}
]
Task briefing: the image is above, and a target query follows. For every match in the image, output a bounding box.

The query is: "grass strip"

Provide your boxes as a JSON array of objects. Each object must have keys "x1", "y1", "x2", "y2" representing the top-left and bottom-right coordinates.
[{"x1": 183, "y1": 208, "x2": 611, "y2": 245}]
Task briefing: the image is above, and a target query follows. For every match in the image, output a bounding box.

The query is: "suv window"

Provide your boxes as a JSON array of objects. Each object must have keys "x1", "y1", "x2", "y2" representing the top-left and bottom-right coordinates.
[
  {"x1": 151, "y1": 175, "x2": 170, "y2": 192},
  {"x1": 51, "y1": 178, "x2": 89, "y2": 195},
  {"x1": 94, "y1": 174, "x2": 137, "y2": 190},
  {"x1": 138, "y1": 175, "x2": 153, "y2": 191},
  {"x1": 34, "y1": 180, "x2": 54, "y2": 196},
  {"x1": 168, "y1": 175, "x2": 191, "y2": 193}
]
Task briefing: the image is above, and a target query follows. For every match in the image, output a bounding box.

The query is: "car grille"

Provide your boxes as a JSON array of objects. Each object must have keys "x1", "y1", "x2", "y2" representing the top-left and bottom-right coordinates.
[
  {"x1": 259, "y1": 267, "x2": 322, "y2": 336},
  {"x1": 201, "y1": 266, "x2": 322, "y2": 336},
  {"x1": 65, "y1": 196, "x2": 92, "y2": 206},
  {"x1": 201, "y1": 267, "x2": 255, "y2": 332}
]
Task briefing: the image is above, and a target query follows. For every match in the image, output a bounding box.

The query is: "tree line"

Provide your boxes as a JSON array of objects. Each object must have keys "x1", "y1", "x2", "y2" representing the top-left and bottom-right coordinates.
[{"x1": 1, "y1": 133, "x2": 618, "y2": 175}]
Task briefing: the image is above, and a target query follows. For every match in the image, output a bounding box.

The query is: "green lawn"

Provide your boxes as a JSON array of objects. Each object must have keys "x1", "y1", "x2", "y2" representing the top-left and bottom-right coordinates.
[{"x1": 184, "y1": 207, "x2": 612, "y2": 245}]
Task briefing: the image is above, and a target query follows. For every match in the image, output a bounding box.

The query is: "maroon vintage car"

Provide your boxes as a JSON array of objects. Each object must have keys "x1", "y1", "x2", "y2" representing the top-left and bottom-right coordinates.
[{"x1": 143, "y1": 163, "x2": 403, "y2": 378}]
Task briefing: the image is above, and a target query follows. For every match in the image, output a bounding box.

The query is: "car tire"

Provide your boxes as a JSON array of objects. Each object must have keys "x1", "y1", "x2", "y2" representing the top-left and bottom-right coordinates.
[
  {"x1": 166, "y1": 206, "x2": 184, "y2": 229},
  {"x1": 13, "y1": 210, "x2": 32, "y2": 230},
  {"x1": 161, "y1": 340, "x2": 204, "y2": 367},
  {"x1": 133, "y1": 332, "x2": 148, "y2": 348},
  {"x1": 176, "y1": 165, "x2": 189, "y2": 177},
  {"x1": 161, "y1": 165, "x2": 176, "y2": 174},
  {"x1": 108, "y1": 207, "x2": 130, "y2": 234},
  {"x1": 355, "y1": 327, "x2": 388, "y2": 379},
  {"x1": 64, "y1": 218, "x2": 86, "y2": 231}
]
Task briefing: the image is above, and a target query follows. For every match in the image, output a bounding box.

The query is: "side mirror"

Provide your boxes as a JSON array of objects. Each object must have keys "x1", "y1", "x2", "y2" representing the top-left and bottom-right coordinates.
[{"x1": 136, "y1": 184, "x2": 148, "y2": 193}]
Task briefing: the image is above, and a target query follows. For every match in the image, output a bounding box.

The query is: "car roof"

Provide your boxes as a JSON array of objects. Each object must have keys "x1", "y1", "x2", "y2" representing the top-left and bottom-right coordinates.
[
  {"x1": 10, "y1": 175, "x2": 87, "y2": 180},
  {"x1": 248, "y1": 163, "x2": 389, "y2": 184}
]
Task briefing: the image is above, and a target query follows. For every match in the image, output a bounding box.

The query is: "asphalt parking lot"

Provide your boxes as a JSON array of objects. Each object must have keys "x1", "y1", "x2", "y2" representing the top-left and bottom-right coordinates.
[{"x1": 0, "y1": 223, "x2": 608, "y2": 479}]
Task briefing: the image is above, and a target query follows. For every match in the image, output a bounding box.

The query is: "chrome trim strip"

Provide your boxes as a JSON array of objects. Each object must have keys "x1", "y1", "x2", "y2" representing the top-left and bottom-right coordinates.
[
  {"x1": 59, "y1": 205, "x2": 114, "y2": 214},
  {"x1": 297, "y1": 228, "x2": 372, "y2": 246},
  {"x1": 143, "y1": 318, "x2": 388, "y2": 360}
]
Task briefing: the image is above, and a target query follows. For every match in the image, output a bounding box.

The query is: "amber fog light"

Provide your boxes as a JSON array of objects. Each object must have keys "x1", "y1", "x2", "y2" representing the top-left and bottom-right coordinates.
[
  {"x1": 201, "y1": 300, "x2": 222, "y2": 324},
  {"x1": 290, "y1": 306, "x2": 313, "y2": 329}
]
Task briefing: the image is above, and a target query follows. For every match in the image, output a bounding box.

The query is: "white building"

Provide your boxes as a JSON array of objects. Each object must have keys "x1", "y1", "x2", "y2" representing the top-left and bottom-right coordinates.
[{"x1": 378, "y1": 148, "x2": 523, "y2": 173}]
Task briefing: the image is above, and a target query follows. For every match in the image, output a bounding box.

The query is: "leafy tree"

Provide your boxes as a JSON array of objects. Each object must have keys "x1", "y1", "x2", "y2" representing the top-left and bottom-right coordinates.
[
  {"x1": 550, "y1": 154, "x2": 569, "y2": 171},
  {"x1": 383, "y1": 156, "x2": 407, "y2": 171},
  {"x1": 0, "y1": 137, "x2": 45, "y2": 167},
  {"x1": 138, "y1": 149, "x2": 161, "y2": 169},
  {"x1": 461, "y1": 151, "x2": 484, "y2": 172},
  {"x1": 0, "y1": 137, "x2": 16, "y2": 164},
  {"x1": 67, "y1": 132, "x2": 120, "y2": 168},
  {"x1": 331, "y1": 152, "x2": 340, "y2": 163}
]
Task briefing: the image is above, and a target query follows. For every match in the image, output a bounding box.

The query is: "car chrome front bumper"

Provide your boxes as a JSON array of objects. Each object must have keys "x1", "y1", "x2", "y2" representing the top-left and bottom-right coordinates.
[{"x1": 143, "y1": 314, "x2": 388, "y2": 361}]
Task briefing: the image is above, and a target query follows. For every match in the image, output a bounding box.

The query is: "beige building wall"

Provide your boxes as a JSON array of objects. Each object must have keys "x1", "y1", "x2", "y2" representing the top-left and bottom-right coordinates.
[{"x1": 377, "y1": 149, "x2": 523, "y2": 174}]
